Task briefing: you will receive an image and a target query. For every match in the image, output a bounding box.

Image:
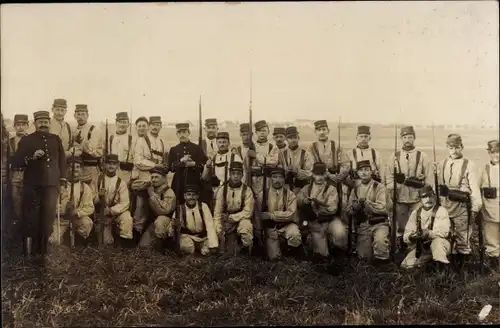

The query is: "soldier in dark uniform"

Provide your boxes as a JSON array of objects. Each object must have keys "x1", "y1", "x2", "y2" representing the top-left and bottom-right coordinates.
[
  {"x1": 14, "y1": 111, "x2": 67, "y2": 257},
  {"x1": 168, "y1": 123, "x2": 207, "y2": 204}
]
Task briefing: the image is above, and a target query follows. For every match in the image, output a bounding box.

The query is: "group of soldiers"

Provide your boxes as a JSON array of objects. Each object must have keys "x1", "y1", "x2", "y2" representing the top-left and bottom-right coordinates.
[{"x1": 1, "y1": 98, "x2": 499, "y2": 274}]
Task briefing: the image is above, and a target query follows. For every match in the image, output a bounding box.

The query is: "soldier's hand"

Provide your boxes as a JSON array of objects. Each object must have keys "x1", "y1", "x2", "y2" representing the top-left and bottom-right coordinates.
[
  {"x1": 247, "y1": 150, "x2": 257, "y2": 158},
  {"x1": 261, "y1": 212, "x2": 272, "y2": 221},
  {"x1": 352, "y1": 200, "x2": 362, "y2": 212},
  {"x1": 33, "y1": 149, "x2": 45, "y2": 160},
  {"x1": 98, "y1": 188, "x2": 106, "y2": 199},
  {"x1": 303, "y1": 197, "x2": 311, "y2": 205},
  {"x1": 421, "y1": 230, "x2": 431, "y2": 240},
  {"x1": 103, "y1": 207, "x2": 111, "y2": 216},
  {"x1": 180, "y1": 155, "x2": 191, "y2": 163},
  {"x1": 297, "y1": 170, "x2": 309, "y2": 181},
  {"x1": 408, "y1": 232, "x2": 419, "y2": 242},
  {"x1": 65, "y1": 200, "x2": 76, "y2": 214},
  {"x1": 205, "y1": 158, "x2": 213, "y2": 168},
  {"x1": 147, "y1": 186, "x2": 155, "y2": 196},
  {"x1": 82, "y1": 141, "x2": 90, "y2": 153},
  {"x1": 209, "y1": 247, "x2": 218, "y2": 255},
  {"x1": 185, "y1": 160, "x2": 196, "y2": 168}
]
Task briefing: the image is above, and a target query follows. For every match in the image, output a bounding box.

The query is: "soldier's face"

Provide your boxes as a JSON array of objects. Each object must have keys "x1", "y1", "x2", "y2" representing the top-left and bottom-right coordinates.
[
  {"x1": 151, "y1": 173, "x2": 165, "y2": 187},
  {"x1": 74, "y1": 111, "x2": 89, "y2": 125},
  {"x1": 68, "y1": 163, "x2": 81, "y2": 181},
  {"x1": 35, "y1": 119, "x2": 50, "y2": 132},
  {"x1": 184, "y1": 191, "x2": 198, "y2": 206},
  {"x1": 230, "y1": 170, "x2": 243, "y2": 183},
  {"x1": 447, "y1": 145, "x2": 463, "y2": 159},
  {"x1": 420, "y1": 195, "x2": 435, "y2": 210},
  {"x1": 217, "y1": 138, "x2": 229, "y2": 152},
  {"x1": 271, "y1": 174, "x2": 285, "y2": 189},
  {"x1": 240, "y1": 131, "x2": 250, "y2": 145},
  {"x1": 488, "y1": 149, "x2": 499, "y2": 164},
  {"x1": 150, "y1": 122, "x2": 162, "y2": 135},
  {"x1": 357, "y1": 167, "x2": 372, "y2": 183},
  {"x1": 176, "y1": 129, "x2": 190, "y2": 142},
  {"x1": 205, "y1": 124, "x2": 218, "y2": 139},
  {"x1": 52, "y1": 106, "x2": 67, "y2": 121},
  {"x1": 136, "y1": 121, "x2": 149, "y2": 137},
  {"x1": 286, "y1": 136, "x2": 299, "y2": 148},
  {"x1": 256, "y1": 127, "x2": 269, "y2": 141},
  {"x1": 116, "y1": 119, "x2": 129, "y2": 134},
  {"x1": 273, "y1": 134, "x2": 286, "y2": 146},
  {"x1": 356, "y1": 133, "x2": 371, "y2": 147},
  {"x1": 14, "y1": 122, "x2": 28, "y2": 135},
  {"x1": 401, "y1": 134, "x2": 415, "y2": 147},
  {"x1": 106, "y1": 161, "x2": 118, "y2": 173},
  {"x1": 315, "y1": 127, "x2": 329, "y2": 141},
  {"x1": 313, "y1": 173, "x2": 326, "y2": 184}
]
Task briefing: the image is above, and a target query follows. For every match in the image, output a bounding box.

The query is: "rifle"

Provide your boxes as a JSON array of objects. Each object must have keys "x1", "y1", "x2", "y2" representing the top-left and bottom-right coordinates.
[
  {"x1": 260, "y1": 158, "x2": 269, "y2": 260},
  {"x1": 432, "y1": 123, "x2": 440, "y2": 205},
  {"x1": 247, "y1": 70, "x2": 256, "y2": 188},
  {"x1": 198, "y1": 95, "x2": 203, "y2": 148},
  {"x1": 68, "y1": 148, "x2": 76, "y2": 248},
  {"x1": 173, "y1": 167, "x2": 182, "y2": 256},
  {"x1": 96, "y1": 120, "x2": 109, "y2": 246},
  {"x1": 219, "y1": 161, "x2": 230, "y2": 253},
  {"x1": 390, "y1": 123, "x2": 398, "y2": 260},
  {"x1": 415, "y1": 212, "x2": 423, "y2": 259},
  {"x1": 476, "y1": 211, "x2": 485, "y2": 274}
]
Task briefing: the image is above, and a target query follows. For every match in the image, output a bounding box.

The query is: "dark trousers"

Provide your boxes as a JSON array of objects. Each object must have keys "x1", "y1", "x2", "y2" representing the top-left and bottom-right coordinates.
[{"x1": 22, "y1": 185, "x2": 59, "y2": 255}]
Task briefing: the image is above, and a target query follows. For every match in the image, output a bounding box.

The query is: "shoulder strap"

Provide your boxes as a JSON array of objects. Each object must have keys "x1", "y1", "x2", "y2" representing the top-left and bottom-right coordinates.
[
  {"x1": 110, "y1": 177, "x2": 122, "y2": 206},
  {"x1": 268, "y1": 143, "x2": 272, "y2": 154},
  {"x1": 414, "y1": 150, "x2": 421, "y2": 177},
  {"x1": 144, "y1": 136, "x2": 152, "y2": 153},
  {"x1": 66, "y1": 122, "x2": 72, "y2": 147},
  {"x1": 416, "y1": 206, "x2": 423, "y2": 231},
  {"x1": 331, "y1": 140, "x2": 337, "y2": 168},
  {"x1": 371, "y1": 181, "x2": 379, "y2": 203},
  {"x1": 312, "y1": 142, "x2": 322, "y2": 163},
  {"x1": 371, "y1": 148, "x2": 376, "y2": 164},
  {"x1": 125, "y1": 134, "x2": 133, "y2": 162},
  {"x1": 322, "y1": 184, "x2": 330, "y2": 198},
  {"x1": 198, "y1": 202, "x2": 206, "y2": 231},
  {"x1": 283, "y1": 188, "x2": 288, "y2": 211},
  {"x1": 429, "y1": 205, "x2": 439, "y2": 231},
  {"x1": 9, "y1": 137, "x2": 15, "y2": 154},
  {"x1": 237, "y1": 146, "x2": 242, "y2": 159},
  {"x1": 352, "y1": 148, "x2": 357, "y2": 163},
  {"x1": 211, "y1": 154, "x2": 217, "y2": 176},
  {"x1": 300, "y1": 149, "x2": 306, "y2": 169},
  {"x1": 458, "y1": 159, "x2": 469, "y2": 186},
  {"x1": 395, "y1": 151, "x2": 402, "y2": 173},
  {"x1": 180, "y1": 204, "x2": 186, "y2": 228},
  {"x1": 87, "y1": 125, "x2": 95, "y2": 141},
  {"x1": 486, "y1": 163, "x2": 491, "y2": 187},
  {"x1": 160, "y1": 138, "x2": 165, "y2": 154},
  {"x1": 97, "y1": 174, "x2": 104, "y2": 191},
  {"x1": 109, "y1": 134, "x2": 114, "y2": 154},
  {"x1": 77, "y1": 181, "x2": 85, "y2": 207},
  {"x1": 442, "y1": 158, "x2": 448, "y2": 184},
  {"x1": 230, "y1": 152, "x2": 235, "y2": 165},
  {"x1": 201, "y1": 139, "x2": 207, "y2": 156},
  {"x1": 239, "y1": 184, "x2": 248, "y2": 212},
  {"x1": 308, "y1": 181, "x2": 313, "y2": 197},
  {"x1": 283, "y1": 149, "x2": 289, "y2": 167}
]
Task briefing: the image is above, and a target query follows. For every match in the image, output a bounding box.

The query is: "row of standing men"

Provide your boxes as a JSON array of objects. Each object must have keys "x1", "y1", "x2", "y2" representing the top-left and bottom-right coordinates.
[{"x1": 4, "y1": 99, "x2": 499, "y2": 271}]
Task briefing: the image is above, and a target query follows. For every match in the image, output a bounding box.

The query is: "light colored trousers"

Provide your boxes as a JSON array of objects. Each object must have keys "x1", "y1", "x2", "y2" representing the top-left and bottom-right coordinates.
[
  {"x1": 400, "y1": 237, "x2": 451, "y2": 269},
  {"x1": 484, "y1": 221, "x2": 500, "y2": 257},
  {"x1": 222, "y1": 218, "x2": 254, "y2": 248},
  {"x1": 138, "y1": 215, "x2": 172, "y2": 248},
  {"x1": 10, "y1": 171, "x2": 24, "y2": 220},
  {"x1": 307, "y1": 218, "x2": 348, "y2": 257},
  {"x1": 49, "y1": 216, "x2": 93, "y2": 244},
  {"x1": 450, "y1": 211, "x2": 473, "y2": 255},
  {"x1": 265, "y1": 222, "x2": 302, "y2": 260},
  {"x1": 103, "y1": 211, "x2": 134, "y2": 244},
  {"x1": 356, "y1": 222, "x2": 390, "y2": 261},
  {"x1": 395, "y1": 202, "x2": 421, "y2": 237}
]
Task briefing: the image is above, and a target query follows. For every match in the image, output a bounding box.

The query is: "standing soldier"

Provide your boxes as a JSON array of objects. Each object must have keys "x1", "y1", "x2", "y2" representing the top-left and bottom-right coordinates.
[
  {"x1": 15, "y1": 111, "x2": 67, "y2": 257},
  {"x1": 72, "y1": 104, "x2": 103, "y2": 192},
  {"x1": 168, "y1": 122, "x2": 207, "y2": 204},
  {"x1": 400, "y1": 185, "x2": 451, "y2": 271},
  {"x1": 437, "y1": 134, "x2": 482, "y2": 270},
  {"x1": 385, "y1": 125, "x2": 431, "y2": 253},
  {"x1": 138, "y1": 167, "x2": 176, "y2": 250},
  {"x1": 132, "y1": 116, "x2": 166, "y2": 240},
  {"x1": 172, "y1": 184, "x2": 219, "y2": 255},
  {"x1": 273, "y1": 127, "x2": 288, "y2": 164},
  {"x1": 109, "y1": 112, "x2": 135, "y2": 185},
  {"x1": 256, "y1": 167, "x2": 302, "y2": 260},
  {"x1": 281, "y1": 126, "x2": 313, "y2": 194},
  {"x1": 296, "y1": 163, "x2": 342, "y2": 260},
  {"x1": 213, "y1": 161, "x2": 254, "y2": 254},
  {"x1": 479, "y1": 140, "x2": 499, "y2": 270},
  {"x1": 49, "y1": 155, "x2": 95, "y2": 245},
  {"x1": 345, "y1": 160, "x2": 391, "y2": 266},
  {"x1": 49, "y1": 98, "x2": 73, "y2": 157},
  {"x1": 94, "y1": 154, "x2": 134, "y2": 245},
  {"x1": 233, "y1": 123, "x2": 252, "y2": 176},
  {"x1": 247, "y1": 120, "x2": 279, "y2": 194},
  {"x1": 8, "y1": 114, "x2": 29, "y2": 224},
  {"x1": 201, "y1": 132, "x2": 244, "y2": 210},
  {"x1": 200, "y1": 118, "x2": 219, "y2": 158},
  {"x1": 347, "y1": 125, "x2": 384, "y2": 183},
  {"x1": 1, "y1": 112, "x2": 10, "y2": 246}
]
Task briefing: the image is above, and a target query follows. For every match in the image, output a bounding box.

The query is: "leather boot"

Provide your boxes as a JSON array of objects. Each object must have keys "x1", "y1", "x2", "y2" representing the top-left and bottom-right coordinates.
[
  {"x1": 490, "y1": 257, "x2": 499, "y2": 271},
  {"x1": 23, "y1": 237, "x2": 33, "y2": 257},
  {"x1": 457, "y1": 254, "x2": 467, "y2": 272}
]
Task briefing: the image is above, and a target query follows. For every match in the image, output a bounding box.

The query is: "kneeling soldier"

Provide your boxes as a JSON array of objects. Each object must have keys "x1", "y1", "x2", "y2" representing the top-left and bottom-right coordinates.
[
  {"x1": 173, "y1": 185, "x2": 218, "y2": 255},
  {"x1": 346, "y1": 160, "x2": 391, "y2": 265},
  {"x1": 49, "y1": 155, "x2": 95, "y2": 244},
  {"x1": 138, "y1": 166, "x2": 176, "y2": 249},
  {"x1": 94, "y1": 154, "x2": 133, "y2": 245},
  {"x1": 297, "y1": 162, "x2": 343, "y2": 259},
  {"x1": 256, "y1": 167, "x2": 302, "y2": 260},
  {"x1": 401, "y1": 185, "x2": 451, "y2": 271},
  {"x1": 213, "y1": 161, "x2": 254, "y2": 255}
]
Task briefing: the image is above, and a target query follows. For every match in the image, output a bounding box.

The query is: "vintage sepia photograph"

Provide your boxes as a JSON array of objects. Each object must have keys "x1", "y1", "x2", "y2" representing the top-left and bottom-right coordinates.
[{"x1": 1, "y1": 1, "x2": 499, "y2": 326}]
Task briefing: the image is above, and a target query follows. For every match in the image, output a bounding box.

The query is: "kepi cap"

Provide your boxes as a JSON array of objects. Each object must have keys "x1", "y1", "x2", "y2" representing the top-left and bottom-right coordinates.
[
  {"x1": 216, "y1": 132, "x2": 229, "y2": 140},
  {"x1": 205, "y1": 118, "x2": 217, "y2": 126},
  {"x1": 149, "y1": 116, "x2": 162, "y2": 124},
  {"x1": 314, "y1": 120, "x2": 328, "y2": 130},
  {"x1": 240, "y1": 123, "x2": 250, "y2": 133},
  {"x1": 52, "y1": 98, "x2": 67, "y2": 108},
  {"x1": 14, "y1": 114, "x2": 29, "y2": 124},
  {"x1": 285, "y1": 126, "x2": 298, "y2": 137},
  {"x1": 176, "y1": 122, "x2": 190, "y2": 131},
  {"x1": 446, "y1": 134, "x2": 463, "y2": 148},
  {"x1": 357, "y1": 125, "x2": 371, "y2": 135},
  {"x1": 400, "y1": 125, "x2": 416, "y2": 137},
  {"x1": 67, "y1": 155, "x2": 82, "y2": 164},
  {"x1": 269, "y1": 167, "x2": 285, "y2": 177},
  {"x1": 419, "y1": 185, "x2": 435, "y2": 198},
  {"x1": 75, "y1": 104, "x2": 88, "y2": 112},
  {"x1": 116, "y1": 112, "x2": 129, "y2": 121},
  {"x1": 229, "y1": 161, "x2": 244, "y2": 172},
  {"x1": 273, "y1": 127, "x2": 286, "y2": 136},
  {"x1": 356, "y1": 160, "x2": 372, "y2": 170},
  {"x1": 150, "y1": 167, "x2": 167, "y2": 176},
  {"x1": 33, "y1": 111, "x2": 50, "y2": 121},
  {"x1": 106, "y1": 154, "x2": 119, "y2": 163},
  {"x1": 254, "y1": 120, "x2": 268, "y2": 131},
  {"x1": 487, "y1": 140, "x2": 499, "y2": 152},
  {"x1": 184, "y1": 184, "x2": 199, "y2": 194},
  {"x1": 312, "y1": 162, "x2": 327, "y2": 175}
]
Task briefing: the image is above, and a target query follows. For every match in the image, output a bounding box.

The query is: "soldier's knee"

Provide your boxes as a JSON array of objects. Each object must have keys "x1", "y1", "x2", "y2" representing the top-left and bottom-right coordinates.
[
  {"x1": 329, "y1": 219, "x2": 348, "y2": 239},
  {"x1": 154, "y1": 215, "x2": 171, "y2": 238},
  {"x1": 180, "y1": 235, "x2": 195, "y2": 254},
  {"x1": 286, "y1": 224, "x2": 302, "y2": 247},
  {"x1": 78, "y1": 216, "x2": 93, "y2": 238}
]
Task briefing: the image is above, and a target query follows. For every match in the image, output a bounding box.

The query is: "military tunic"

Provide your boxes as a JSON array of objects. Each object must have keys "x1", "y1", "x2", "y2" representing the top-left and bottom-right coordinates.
[
  {"x1": 479, "y1": 162, "x2": 499, "y2": 258},
  {"x1": 49, "y1": 119, "x2": 73, "y2": 155},
  {"x1": 281, "y1": 146, "x2": 314, "y2": 194},
  {"x1": 8, "y1": 135, "x2": 26, "y2": 221},
  {"x1": 201, "y1": 137, "x2": 219, "y2": 159},
  {"x1": 14, "y1": 131, "x2": 67, "y2": 255},
  {"x1": 73, "y1": 123, "x2": 103, "y2": 192},
  {"x1": 109, "y1": 132, "x2": 136, "y2": 184},
  {"x1": 251, "y1": 141, "x2": 279, "y2": 194}
]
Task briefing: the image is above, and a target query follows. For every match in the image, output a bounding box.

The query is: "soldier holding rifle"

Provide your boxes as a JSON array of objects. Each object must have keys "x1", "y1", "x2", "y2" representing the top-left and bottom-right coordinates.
[
  {"x1": 437, "y1": 134, "x2": 482, "y2": 271},
  {"x1": 14, "y1": 111, "x2": 67, "y2": 257},
  {"x1": 109, "y1": 111, "x2": 136, "y2": 185},
  {"x1": 346, "y1": 125, "x2": 384, "y2": 184},
  {"x1": 200, "y1": 118, "x2": 220, "y2": 159},
  {"x1": 400, "y1": 185, "x2": 451, "y2": 271},
  {"x1": 281, "y1": 126, "x2": 313, "y2": 195},
  {"x1": 479, "y1": 140, "x2": 499, "y2": 271},
  {"x1": 49, "y1": 155, "x2": 95, "y2": 245},
  {"x1": 49, "y1": 98, "x2": 74, "y2": 157}
]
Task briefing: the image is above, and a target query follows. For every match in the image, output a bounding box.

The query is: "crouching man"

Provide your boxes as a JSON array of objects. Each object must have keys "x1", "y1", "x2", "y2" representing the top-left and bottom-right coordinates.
[
  {"x1": 138, "y1": 166, "x2": 176, "y2": 250},
  {"x1": 49, "y1": 155, "x2": 94, "y2": 244},
  {"x1": 401, "y1": 185, "x2": 451, "y2": 271},
  {"x1": 173, "y1": 185, "x2": 218, "y2": 255},
  {"x1": 296, "y1": 163, "x2": 343, "y2": 260},
  {"x1": 345, "y1": 160, "x2": 391, "y2": 266},
  {"x1": 94, "y1": 154, "x2": 133, "y2": 245},
  {"x1": 256, "y1": 167, "x2": 302, "y2": 261},
  {"x1": 213, "y1": 161, "x2": 254, "y2": 255}
]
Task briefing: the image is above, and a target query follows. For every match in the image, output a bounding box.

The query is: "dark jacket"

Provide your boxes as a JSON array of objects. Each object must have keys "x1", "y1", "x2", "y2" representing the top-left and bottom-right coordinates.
[
  {"x1": 14, "y1": 131, "x2": 67, "y2": 187},
  {"x1": 168, "y1": 141, "x2": 207, "y2": 189}
]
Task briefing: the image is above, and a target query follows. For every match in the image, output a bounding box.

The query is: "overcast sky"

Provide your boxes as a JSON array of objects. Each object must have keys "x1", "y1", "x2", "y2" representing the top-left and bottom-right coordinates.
[{"x1": 1, "y1": 2, "x2": 498, "y2": 125}]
